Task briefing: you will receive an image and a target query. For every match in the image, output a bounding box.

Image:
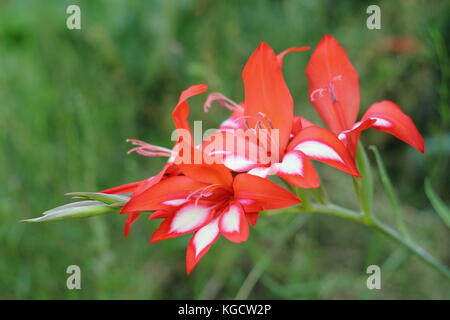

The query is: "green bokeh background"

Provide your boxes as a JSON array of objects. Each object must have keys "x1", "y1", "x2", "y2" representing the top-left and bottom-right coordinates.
[{"x1": 1, "y1": 0, "x2": 449, "y2": 299}]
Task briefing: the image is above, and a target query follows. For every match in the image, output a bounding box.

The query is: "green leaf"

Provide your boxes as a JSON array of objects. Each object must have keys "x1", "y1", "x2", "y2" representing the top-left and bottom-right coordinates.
[
  {"x1": 21, "y1": 200, "x2": 119, "y2": 223},
  {"x1": 370, "y1": 145, "x2": 411, "y2": 240},
  {"x1": 425, "y1": 179, "x2": 450, "y2": 228}
]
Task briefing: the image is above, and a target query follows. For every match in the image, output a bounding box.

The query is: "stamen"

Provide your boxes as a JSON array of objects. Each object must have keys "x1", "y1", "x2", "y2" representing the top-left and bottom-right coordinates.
[
  {"x1": 310, "y1": 75, "x2": 343, "y2": 102},
  {"x1": 203, "y1": 93, "x2": 244, "y2": 112},
  {"x1": 126, "y1": 139, "x2": 173, "y2": 158}
]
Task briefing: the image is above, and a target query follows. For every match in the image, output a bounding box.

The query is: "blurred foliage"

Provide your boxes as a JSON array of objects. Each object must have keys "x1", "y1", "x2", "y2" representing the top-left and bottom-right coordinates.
[{"x1": 0, "y1": 0, "x2": 449, "y2": 299}]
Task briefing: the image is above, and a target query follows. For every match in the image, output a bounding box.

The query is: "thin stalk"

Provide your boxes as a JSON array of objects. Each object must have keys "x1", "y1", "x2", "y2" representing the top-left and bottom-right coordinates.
[
  {"x1": 283, "y1": 204, "x2": 450, "y2": 280},
  {"x1": 370, "y1": 218, "x2": 450, "y2": 280}
]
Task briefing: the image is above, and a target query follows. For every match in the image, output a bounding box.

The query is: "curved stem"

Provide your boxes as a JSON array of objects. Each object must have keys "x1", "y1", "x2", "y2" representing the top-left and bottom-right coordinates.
[
  {"x1": 370, "y1": 218, "x2": 450, "y2": 280},
  {"x1": 283, "y1": 203, "x2": 450, "y2": 280}
]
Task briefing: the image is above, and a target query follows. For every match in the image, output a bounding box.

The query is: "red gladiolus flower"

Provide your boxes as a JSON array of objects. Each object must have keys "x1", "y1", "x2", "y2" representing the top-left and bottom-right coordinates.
[
  {"x1": 306, "y1": 34, "x2": 425, "y2": 157},
  {"x1": 120, "y1": 152, "x2": 301, "y2": 274},
  {"x1": 101, "y1": 84, "x2": 209, "y2": 236},
  {"x1": 204, "y1": 42, "x2": 360, "y2": 188}
]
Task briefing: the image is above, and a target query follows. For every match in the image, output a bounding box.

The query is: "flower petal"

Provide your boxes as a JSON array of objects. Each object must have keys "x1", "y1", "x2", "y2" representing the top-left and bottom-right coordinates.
[
  {"x1": 186, "y1": 218, "x2": 220, "y2": 274},
  {"x1": 101, "y1": 181, "x2": 142, "y2": 194},
  {"x1": 233, "y1": 173, "x2": 301, "y2": 210},
  {"x1": 219, "y1": 202, "x2": 249, "y2": 243},
  {"x1": 361, "y1": 101, "x2": 425, "y2": 153},
  {"x1": 245, "y1": 212, "x2": 260, "y2": 226},
  {"x1": 288, "y1": 126, "x2": 360, "y2": 176},
  {"x1": 242, "y1": 42, "x2": 294, "y2": 151},
  {"x1": 306, "y1": 34, "x2": 360, "y2": 133},
  {"x1": 247, "y1": 166, "x2": 275, "y2": 178},
  {"x1": 172, "y1": 84, "x2": 208, "y2": 133},
  {"x1": 123, "y1": 212, "x2": 141, "y2": 237},
  {"x1": 121, "y1": 175, "x2": 208, "y2": 213},
  {"x1": 275, "y1": 151, "x2": 320, "y2": 188},
  {"x1": 150, "y1": 203, "x2": 213, "y2": 242}
]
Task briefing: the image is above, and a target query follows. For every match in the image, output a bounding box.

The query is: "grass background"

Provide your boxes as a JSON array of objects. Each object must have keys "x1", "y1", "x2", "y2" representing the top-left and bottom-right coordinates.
[{"x1": 0, "y1": 0, "x2": 449, "y2": 299}]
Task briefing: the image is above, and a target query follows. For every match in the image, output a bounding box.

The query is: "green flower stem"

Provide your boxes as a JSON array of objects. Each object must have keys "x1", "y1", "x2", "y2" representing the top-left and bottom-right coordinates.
[
  {"x1": 370, "y1": 217, "x2": 450, "y2": 280},
  {"x1": 369, "y1": 146, "x2": 411, "y2": 241},
  {"x1": 280, "y1": 203, "x2": 450, "y2": 280},
  {"x1": 353, "y1": 142, "x2": 374, "y2": 219},
  {"x1": 310, "y1": 185, "x2": 329, "y2": 205}
]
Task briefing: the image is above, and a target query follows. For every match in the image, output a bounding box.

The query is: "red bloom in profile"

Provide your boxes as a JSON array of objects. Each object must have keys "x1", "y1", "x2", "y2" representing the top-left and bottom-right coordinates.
[
  {"x1": 101, "y1": 84, "x2": 209, "y2": 236},
  {"x1": 306, "y1": 34, "x2": 425, "y2": 156},
  {"x1": 120, "y1": 150, "x2": 301, "y2": 273},
  {"x1": 204, "y1": 42, "x2": 360, "y2": 188}
]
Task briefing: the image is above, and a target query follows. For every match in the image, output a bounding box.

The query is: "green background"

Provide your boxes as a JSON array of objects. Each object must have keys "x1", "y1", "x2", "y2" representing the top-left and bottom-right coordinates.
[{"x1": 0, "y1": 0, "x2": 449, "y2": 299}]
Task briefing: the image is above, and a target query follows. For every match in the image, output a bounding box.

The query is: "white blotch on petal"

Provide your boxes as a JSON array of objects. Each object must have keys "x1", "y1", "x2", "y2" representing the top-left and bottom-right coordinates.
[
  {"x1": 193, "y1": 218, "x2": 219, "y2": 257},
  {"x1": 224, "y1": 155, "x2": 256, "y2": 171},
  {"x1": 294, "y1": 140, "x2": 344, "y2": 163},
  {"x1": 338, "y1": 132, "x2": 347, "y2": 141},
  {"x1": 170, "y1": 204, "x2": 211, "y2": 233},
  {"x1": 221, "y1": 206, "x2": 241, "y2": 233},
  {"x1": 277, "y1": 152, "x2": 304, "y2": 175},
  {"x1": 371, "y1": 117, "x2": 392, "y2": 128},
  {"x1": 162, "y1": 199, "x2": 188, "y2": 206},
  {"x1": 247, "y1": 166, "x2": 273, "y2": 178}
]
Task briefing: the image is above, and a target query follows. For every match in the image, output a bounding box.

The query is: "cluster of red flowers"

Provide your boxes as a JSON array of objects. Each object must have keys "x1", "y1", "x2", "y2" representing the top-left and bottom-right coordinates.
[{"x1": 102, "y1": 34, "x2": 424, "y2": 274}]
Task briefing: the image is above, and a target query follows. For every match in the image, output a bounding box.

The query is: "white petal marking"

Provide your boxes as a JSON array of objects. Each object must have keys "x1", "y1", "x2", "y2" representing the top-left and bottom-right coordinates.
[
  {"x1": 294, "y1": 140, "x2": 344, "y2": 163},
  {"x1": 193, "y1": 218, "x2": 219, "y2": 257},
  {"x1": 221, "y1": 206, "x2": 241, "y2": 233},
  {"x1": 170, "y1": 204, "x2": 211, "y2": 233},
  {"x1": 247, "y1": 166, "x2": 273, "y2": 178},
  {"x1": 224, "y1": 155, "x2": 256, "y2": 171},
  {"x1": 277, "y1": 152, "x2": 303, "y2": 175},
  {"x1": 162, "y1": 199, "x2": 188, "y2": 206},
  {"x1": 370, "y1": 117, "x2": 392, "y2": 128}
]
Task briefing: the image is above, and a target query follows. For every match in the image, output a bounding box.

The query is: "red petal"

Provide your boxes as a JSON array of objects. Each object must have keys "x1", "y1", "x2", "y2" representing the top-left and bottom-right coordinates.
[
  {"x1": 361, "y1": 101, "x2": 425, "y2": 153},
  {"x1": 276, "y1": 151, "x2": 320, "y2": 188},
  {"x1": 175, "y1": 141, "x2": 234, "y2": 186},
  {"x1": 287, "y1": 126, "x2": 360, "y2": 177},
  {"x1": 233, "y1": 173, "x2": 301, "y2": 210},
  {"x1": 203, "y1": 130, "x2": 269, "y2": 172},
  {"x1": 337, "y1": 118, "x2": 376, "y2": 157},
  {"x1": 245, "y1": 212, "x2": 260, "y2": 226},
  {"x1": 291, "y1": 116, "x2": 316, "y2": 137},
  {"x1": 121, "y1": 176, "x2": 208, "y2": 213},
  {"x1": 123, "y1": 212, "x2": 141, "y2": 237},
  {"x1": 186, "y1": 218, "x2": 220, "y2": 274},
  {"x1": 150, "y1": 203, "x2": 214, "y2": 242},
  {"x1": 219, "y1": 202, "x2": 249, "y2": 243},
  {"x1": 101, "y1": 181, "x2": 142, "y2": 194},
  {"x1": 242, "y1": 42, "x2": 294, "y2": 151},
  {"x1": 172, "y1": 84, "x2": 208, "y2": 133},
  {"x1": 306, "y1": 34, "x2": 360, "y2": 133}
]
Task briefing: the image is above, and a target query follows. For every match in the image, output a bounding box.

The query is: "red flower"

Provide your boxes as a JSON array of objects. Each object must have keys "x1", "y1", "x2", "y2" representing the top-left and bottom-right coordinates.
[
  {"x1": 305, "y1": 34, "x2": 425, "y2": 156},
  {"x1": 120, "y1": 153, "x2": 300, "y2": 274},
  {"x1": 204, "y1": 42, "x2": 360, "y2": 188},
  {"x1": 101, "y1": 84, "x2": 209, "y2": 236}
]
